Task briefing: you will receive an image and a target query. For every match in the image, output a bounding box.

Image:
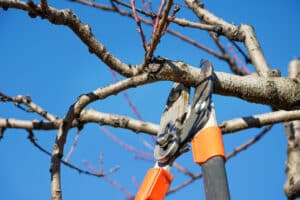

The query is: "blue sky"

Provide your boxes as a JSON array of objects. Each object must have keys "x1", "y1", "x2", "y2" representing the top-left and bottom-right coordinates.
[{"x1": 1, "y1": 0, "x2": 300, "y2": 199}]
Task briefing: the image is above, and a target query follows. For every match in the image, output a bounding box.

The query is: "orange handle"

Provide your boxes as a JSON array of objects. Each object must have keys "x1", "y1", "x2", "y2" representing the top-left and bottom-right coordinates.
[
  {"x1": 135, "y1": 168, "x2": 173, "y2": 200},
  {"x1": 191, "y1": 126, "x2": 226, "y2": 164}
]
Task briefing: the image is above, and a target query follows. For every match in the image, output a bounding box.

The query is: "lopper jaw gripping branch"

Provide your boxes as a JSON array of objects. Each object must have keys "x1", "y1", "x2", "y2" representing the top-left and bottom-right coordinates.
[{"x1": 135, "y1": 60, "x2": 230, "y2": 200}]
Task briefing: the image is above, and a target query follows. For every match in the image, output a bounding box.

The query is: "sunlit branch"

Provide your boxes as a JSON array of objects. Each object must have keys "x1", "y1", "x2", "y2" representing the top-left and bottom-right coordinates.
[
  {"x1": 0, "y1": 92, "x2": 58, "y2": 123},
  {"x1": 185, "y1": 0, "x2": 274, "y2": 77},
  {"x1": 0, "y1": 0, "x2": 137, "y2": 77}
]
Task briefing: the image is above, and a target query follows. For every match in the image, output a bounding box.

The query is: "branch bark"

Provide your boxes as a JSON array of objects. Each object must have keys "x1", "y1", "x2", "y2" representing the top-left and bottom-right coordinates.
[
  {"x1": 0, "y1": 0, "x2": 137, "y2": 77},
  {"x1": 185, "y1": 0, "x2": 274, "y2": 77},
  {"x1": 284, "y1": 58, "x2": 300, "y2": 199},
  {"x1": 2, "y1": 2, "x2": 298, "y2": 110},
  {"x1": 3, "y1": 109, "x2": 300, "y2": 136},
  {"x1": 50, "y1": 73, "x2": 150, "y2": 200}
]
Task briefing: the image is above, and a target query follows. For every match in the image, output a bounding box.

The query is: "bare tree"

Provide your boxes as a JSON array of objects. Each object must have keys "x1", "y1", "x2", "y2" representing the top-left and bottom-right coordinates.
[{"x1": 0, "y1": 0, "x2": 300, "y2": 199}]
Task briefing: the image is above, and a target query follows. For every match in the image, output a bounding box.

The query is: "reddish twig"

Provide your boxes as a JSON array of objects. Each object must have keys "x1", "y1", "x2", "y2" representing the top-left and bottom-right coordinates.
[
  {"x1": 209, "y1": 32, "x2": 249, "y2": 76},
  {"x1": 230, "y1": 41, "x2": 252, "y2": 64},
  {"x1": 82, "y1": 160, "x2": 134, "y2": 198},
  {"x1": 108, "y1": 69, "x2": 143, "y2": 120},
  {"x1": 228, "y1": 44, "x2": 251, "y2": 75},
  {"x1": 152, "y1": 0, "x2": 166, "y2": 37},
  {"x1": 100, "y1": 126, "x2": 153, "y2": 158},
  {"x1": 64, "y1": 129, "x2": 81, "y2": 162},
  {"x1": 108, "y1": 68, "x2": 157, "y2": 143},
  {"x1": 72, "y1": 0, "x2": 224, "y2": 59},
  {"x1": 130, "y1": 0, "x2": 148, "y2": 51},
  {"x1": 104, "y1": 175, "x2": 135, "y2": 199},
  {"x1": 132, "y1": 176, "x2": 140, "y2": 189}
]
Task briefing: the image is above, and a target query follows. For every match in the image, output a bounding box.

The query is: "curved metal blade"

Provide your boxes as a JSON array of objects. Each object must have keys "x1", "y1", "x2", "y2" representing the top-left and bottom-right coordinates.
[
  {"x1": 180, "y1": 59, "x2": 214, "y2": 143},
  {"x1": 154, "y1": 83, "x2": 190, "y2": 165}
]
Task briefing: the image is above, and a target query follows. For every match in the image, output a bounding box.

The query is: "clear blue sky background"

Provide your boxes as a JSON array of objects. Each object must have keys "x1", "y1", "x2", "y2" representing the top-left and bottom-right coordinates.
[{"x1": 1, "y1": 0, "x2": 300, "y2": 199}]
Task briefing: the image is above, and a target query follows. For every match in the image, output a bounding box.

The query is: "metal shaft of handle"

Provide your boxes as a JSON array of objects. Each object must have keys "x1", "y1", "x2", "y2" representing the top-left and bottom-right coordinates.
[{"x1": 201, "y1": 156, "x2": 230, "y2": 200}]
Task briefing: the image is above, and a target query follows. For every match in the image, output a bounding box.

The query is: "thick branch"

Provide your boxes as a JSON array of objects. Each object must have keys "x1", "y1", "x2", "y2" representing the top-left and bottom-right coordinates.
[
  {"x1": 239, "y1": 24, "x2": 273, "y2": 77},
  {"x1": 3, "y1": 109, "x2": 300, "y2": 135},
  {"x1": 80, "y1": 109, "x2": 158, "y2": 134},
  {"x1": 220, "y1": 110, "x2": 300, "y2": 133},
  {"x1": 0, "y1": 108, "x2": 159, "y2": 135},
  {"x1": 284, "y1": 58, "x2": 300, "y2": 199}
]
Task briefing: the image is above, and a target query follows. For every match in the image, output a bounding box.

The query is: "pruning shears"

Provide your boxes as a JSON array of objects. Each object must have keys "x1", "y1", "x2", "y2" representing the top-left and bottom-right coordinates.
[{"x1": 135, "y1": 60, "x2": 230, "y2": 200}]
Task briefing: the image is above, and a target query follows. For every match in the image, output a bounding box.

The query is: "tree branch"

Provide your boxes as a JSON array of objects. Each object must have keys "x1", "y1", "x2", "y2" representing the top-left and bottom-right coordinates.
[
  {"x1": 2, "y1": 2, "x2": 295, "y2": 110},
  {"x1": 284, "y1": 58, "x2": 300, "y2": 199},
  {"x1": 27, "y1": 129, "x2": 106, "y2": 178},
  {"x1": 220, "y1": 110, "x2": 300, "y2": 134},
  {"x1": 0, "y1": 0, "x2": 137, "y2": 77},
  {"x1": 3, "y1": 109, "x2": 300, "y2": 136},
  {"x1": 50, "y1": 73, "x2": 151, "y2": 200},
  {"x1": 185, "y1": 0, "x2": 275, "y2": 77},
  {"x1": 0, "y1": 92, "x2": 59, "y2": 123}
]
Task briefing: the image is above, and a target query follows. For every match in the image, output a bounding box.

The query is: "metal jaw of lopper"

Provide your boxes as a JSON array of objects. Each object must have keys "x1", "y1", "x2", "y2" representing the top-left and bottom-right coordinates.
[
  {"x1": 154, "y1": 60, "x2": 214, "y2": 166},
  {"x1": 135, "y1": 60, "x2": 229, "y2": 200}
]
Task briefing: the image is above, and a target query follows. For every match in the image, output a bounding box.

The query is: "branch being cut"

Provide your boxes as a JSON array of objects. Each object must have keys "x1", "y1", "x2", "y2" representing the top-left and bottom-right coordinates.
[{"x1": 3, "y1": 109, "x2": 300, "y2": 137}]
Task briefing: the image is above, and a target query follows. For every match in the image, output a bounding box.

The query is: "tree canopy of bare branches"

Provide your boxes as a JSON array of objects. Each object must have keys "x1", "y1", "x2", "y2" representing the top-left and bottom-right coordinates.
[{"x1": 1, "y1": 0, "x2": 300, "y2": 199}]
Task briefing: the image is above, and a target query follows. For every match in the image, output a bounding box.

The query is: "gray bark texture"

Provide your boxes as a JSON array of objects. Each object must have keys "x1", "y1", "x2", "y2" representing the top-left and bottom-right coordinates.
[{"x1": 284, "y1": 59, "x2": 300, "y2": 199}]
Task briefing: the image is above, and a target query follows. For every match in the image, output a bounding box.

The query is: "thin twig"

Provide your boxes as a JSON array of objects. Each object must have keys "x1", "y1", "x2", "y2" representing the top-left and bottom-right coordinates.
[
  {"x1": 130, "y1": 0, "x2": 148, "y2": 51},
  {"x1": 138, "y1": 0, "x2": 173, "y2": 72},
  {"x1": 64, "y1": 129, "x2": 81, "y2": 162},
  {"x1": 0, "y1": 92, "x2": 58, "y2": 123},
  {"x1": 82, "y1": 160, "x2": 133, "y2": 198},
  {"x1": 230, "y1": 41, "x2": 251, "y2": 64},
  {"x1": 209, "y1": 32, "x2": 248, "y2": 76},
  {"x1": 26, "y1": 129, "x2": 106, "y2": 177},
  {"x1": 226, "y1": 125, "x2": 273, "y2": 159},
  {"x1": 100, "y1": 126, "x2": 153, "y2": 158},
  {"x1": 152, "y1": 0, "x2": 166, "y2": 37},
  {"x1": 227, "y1": 44, "x2": 251, "y2": 75},
  {"x1": 108, "y1": 69, "x2": 143, "y2": 120},
  {"x1": 72, "y1": 0, "x2": 224, "y2": 59}
]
